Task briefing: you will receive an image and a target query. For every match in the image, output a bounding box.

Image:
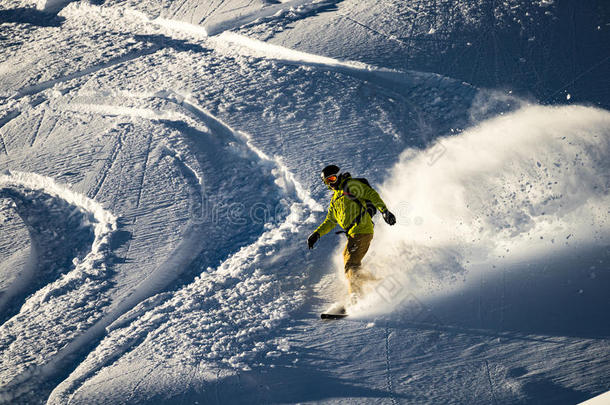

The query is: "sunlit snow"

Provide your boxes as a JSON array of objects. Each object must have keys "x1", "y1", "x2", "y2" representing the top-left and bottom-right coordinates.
[{"x1": 1, "y1": 0, "x2": 608, "y2": 404}]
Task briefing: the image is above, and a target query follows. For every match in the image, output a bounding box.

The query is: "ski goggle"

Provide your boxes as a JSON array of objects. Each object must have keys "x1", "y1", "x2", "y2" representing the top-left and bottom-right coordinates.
[{"x1": 322, "y1": 174, "x2": 338, "y2": 184}]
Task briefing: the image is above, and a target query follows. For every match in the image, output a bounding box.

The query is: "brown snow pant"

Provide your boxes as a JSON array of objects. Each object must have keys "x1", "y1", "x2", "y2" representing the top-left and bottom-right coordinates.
[{"x1": 343, "y1": 233, "x2": 375, "y2": 296}]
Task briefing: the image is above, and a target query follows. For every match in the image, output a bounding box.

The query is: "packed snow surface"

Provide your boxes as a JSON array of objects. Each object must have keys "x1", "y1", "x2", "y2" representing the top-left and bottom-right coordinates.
[{"x1": 0, "y1": 0, "x2": 608, "y2": 404}]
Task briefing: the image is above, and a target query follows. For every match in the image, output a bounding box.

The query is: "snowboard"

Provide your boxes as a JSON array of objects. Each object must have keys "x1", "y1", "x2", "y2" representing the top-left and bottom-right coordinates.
[
  {"x1": 320, "y1": 303, "x2": 347, "y2": 320},
  {"x1": 320, "y1": 312, "x2": 348, "y2": 320}
]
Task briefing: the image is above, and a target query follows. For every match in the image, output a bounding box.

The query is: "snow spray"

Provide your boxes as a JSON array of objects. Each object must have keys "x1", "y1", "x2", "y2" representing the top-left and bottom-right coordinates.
[{"x1": 348, "y1": 104, "x2": 610, "y2": 316}]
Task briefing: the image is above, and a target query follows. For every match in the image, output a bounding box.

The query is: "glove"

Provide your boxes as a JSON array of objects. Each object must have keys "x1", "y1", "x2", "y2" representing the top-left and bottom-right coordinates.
[
  {"x1": 382, "y1": 210, "x2": 396, "y2": 226},
  {"x1": 307, "y1": 232, "x2": 320, "y2": 249}
]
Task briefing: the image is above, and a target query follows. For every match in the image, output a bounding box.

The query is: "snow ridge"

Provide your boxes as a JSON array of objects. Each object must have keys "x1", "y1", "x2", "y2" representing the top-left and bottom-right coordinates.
[
  {"x1": 37, "y1": 0, "x2": 73, "y2": 15},
  {"x1": 96, "y1": 0, "x2": 340, "y2": 39},
  {"x1": 211, "y1": 31, "x2": 460, "y2": 93},
  {"x1": 0, "y1": 171, "x2": 117, "y2": 403},
  {"x1": 165, "y1": 91, "x2": 322, "y2": 212}
]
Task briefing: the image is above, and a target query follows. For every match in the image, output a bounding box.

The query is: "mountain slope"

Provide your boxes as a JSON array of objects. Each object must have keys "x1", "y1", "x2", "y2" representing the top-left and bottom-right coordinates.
[{"x1": 0, "y1": 0, "x2": 608, "y2": 404}]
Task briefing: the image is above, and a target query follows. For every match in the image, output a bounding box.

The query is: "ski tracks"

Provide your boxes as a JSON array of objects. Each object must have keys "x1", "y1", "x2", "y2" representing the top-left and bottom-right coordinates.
[
  {"x1": 87, "y1": 128, "x2": 125, "y2": 201},
  {"x1": 0, "y1": 135, "x2": 7, "y2": 156},
  {"x1": 0, "y1": 171, "x2": 117, "y2": 403},
  {"x1": 43, "y1": 92, "x2": 322, "y2": 402},
  {"x1": 384, "y1": 324, "x2": 399, "y2": 405},
  {"x1": 1, "y1": 71, "x2": 324, "y2": 400},
  {"x1": 15, "y1": 47, "x2": 161, "y2": 101},
  {"x1": 0, "y1": 110, "x2": 21, "y2": 156},
  {"x1": 0, "y1": 110, "x2": 21, "y2": 131}
]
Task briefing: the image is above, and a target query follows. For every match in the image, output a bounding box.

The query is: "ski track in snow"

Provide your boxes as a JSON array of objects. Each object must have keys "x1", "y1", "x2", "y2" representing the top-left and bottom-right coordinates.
[
  {"x1": 0, "y1": 136, "x2": 7, "y2": 156},
  {"x1": 0, "y1": 15, "x2": 328, "y2": 393},
  {"x1": 384, "y1": 325, "x2": 398, "y2": 405},
  {"x1": 0, "y1": 110, "x2": 21, "y2": 132},
  {"x1": 86, "y1": 130, "x2": 124, "y2": 201},
  {"x1": 203, "y1": 0, "x2": 339, "y2": 36},
  {"x1": 61, "y1": 2, "x2": 465, "y2": 100},
  {"x1": 0, "y1": 171, "x2": 117, "y2": 402},
  {"x1": 0, "y1": 87, "x2": 319, "y2": 401},
  {"x1": 136, "y1": 5, "x2": 470, "y2": 101},
  {"x1": 0, "y1": 110, "x2": 21, "y2": 156},
  {"x1": 15, "y1": 47, "x2": 161, "y2": 100},
  {"x1": 46, "y1": 95, "x2": 321, "y2": 403}
]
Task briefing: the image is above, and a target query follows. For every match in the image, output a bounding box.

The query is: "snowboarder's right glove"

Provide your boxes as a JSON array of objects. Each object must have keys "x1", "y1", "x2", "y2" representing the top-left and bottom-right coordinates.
[
  {"x1": 382, "y1": 210, "x2": 396, "y2": 225},
  {"x1": 307, "y1": 232, "x2": 320, "y2": 249}
]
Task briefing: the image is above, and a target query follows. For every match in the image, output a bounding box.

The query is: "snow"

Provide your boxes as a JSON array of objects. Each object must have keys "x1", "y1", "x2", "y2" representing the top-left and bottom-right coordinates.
[
  {"x1": 36, "y1": 0, "x2": 71, "y2": 14},
  {"x1": 1, "y1": 0, "x2": 608, "y2": 403},
  {"x1": 0, "y1": 171, "x2": 117, "y2": 403},
  {"x1": 580, "y1": 390, "x2": 610, "y2": 405},
  {"x1": 315, "y1": 99, "x2": 610, "y2": 325}
]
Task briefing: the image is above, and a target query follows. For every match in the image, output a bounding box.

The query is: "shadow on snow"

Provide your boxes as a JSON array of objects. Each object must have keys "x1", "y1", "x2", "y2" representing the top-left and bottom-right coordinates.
[{"x1": 0, "y1": 7, "x2": 66, "y2": 27}]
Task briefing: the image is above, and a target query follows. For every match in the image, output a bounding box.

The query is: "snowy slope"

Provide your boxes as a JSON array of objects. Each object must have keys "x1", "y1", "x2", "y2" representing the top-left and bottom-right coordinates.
[{"x1": 1, "y1": 0, "x2": 609, "y2": 404}]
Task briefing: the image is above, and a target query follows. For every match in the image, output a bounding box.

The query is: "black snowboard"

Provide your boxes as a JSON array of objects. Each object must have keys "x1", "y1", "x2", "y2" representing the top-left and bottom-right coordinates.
[{"x1": 320, "y1": 312, "x2": 348, "y2": 320}]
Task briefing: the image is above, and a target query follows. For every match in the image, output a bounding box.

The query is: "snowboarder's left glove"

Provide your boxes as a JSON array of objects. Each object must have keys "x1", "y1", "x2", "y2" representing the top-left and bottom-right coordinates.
[
  {"x1": 307, "y1": 232, "x2": 320, "y2": 249},
  {"x1": 382, "y1": 210, "x2": 396, "y2": 225}
]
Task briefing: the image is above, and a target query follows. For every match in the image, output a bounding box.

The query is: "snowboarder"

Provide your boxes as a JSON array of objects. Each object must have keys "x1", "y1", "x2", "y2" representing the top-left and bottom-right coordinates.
[{"x1": 308, "y1": 165, "x2": 396, "y2": 302}]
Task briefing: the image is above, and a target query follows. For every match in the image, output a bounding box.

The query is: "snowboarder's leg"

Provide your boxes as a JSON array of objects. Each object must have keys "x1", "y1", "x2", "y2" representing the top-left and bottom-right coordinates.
[{"x1": 343, "y1": 233, "x2": 374, "y2": 297}]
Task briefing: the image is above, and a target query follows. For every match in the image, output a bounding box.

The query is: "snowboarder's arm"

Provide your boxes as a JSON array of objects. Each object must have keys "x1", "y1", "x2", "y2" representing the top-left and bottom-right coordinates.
[
  {"x1": 361, "y1": 183, "x2": 389, "y2": 213},
  {"x1": 314, "y1": 207, "x2": 337, "y2": 236}
]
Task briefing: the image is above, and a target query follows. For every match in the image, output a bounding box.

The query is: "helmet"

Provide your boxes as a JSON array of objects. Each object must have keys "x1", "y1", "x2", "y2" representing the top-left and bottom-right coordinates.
[
  {"x1": 321, "y1": 165, "x2": 340, "y2": 187},
  {"x1": 321, "y1": 165, "x2": 340, "y2": 179}
]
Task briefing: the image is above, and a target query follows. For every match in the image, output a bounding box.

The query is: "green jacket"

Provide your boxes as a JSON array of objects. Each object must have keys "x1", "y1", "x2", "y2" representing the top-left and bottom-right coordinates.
[{"x1": 315, "y1": 175, "x2": 388, "y2": 237}]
